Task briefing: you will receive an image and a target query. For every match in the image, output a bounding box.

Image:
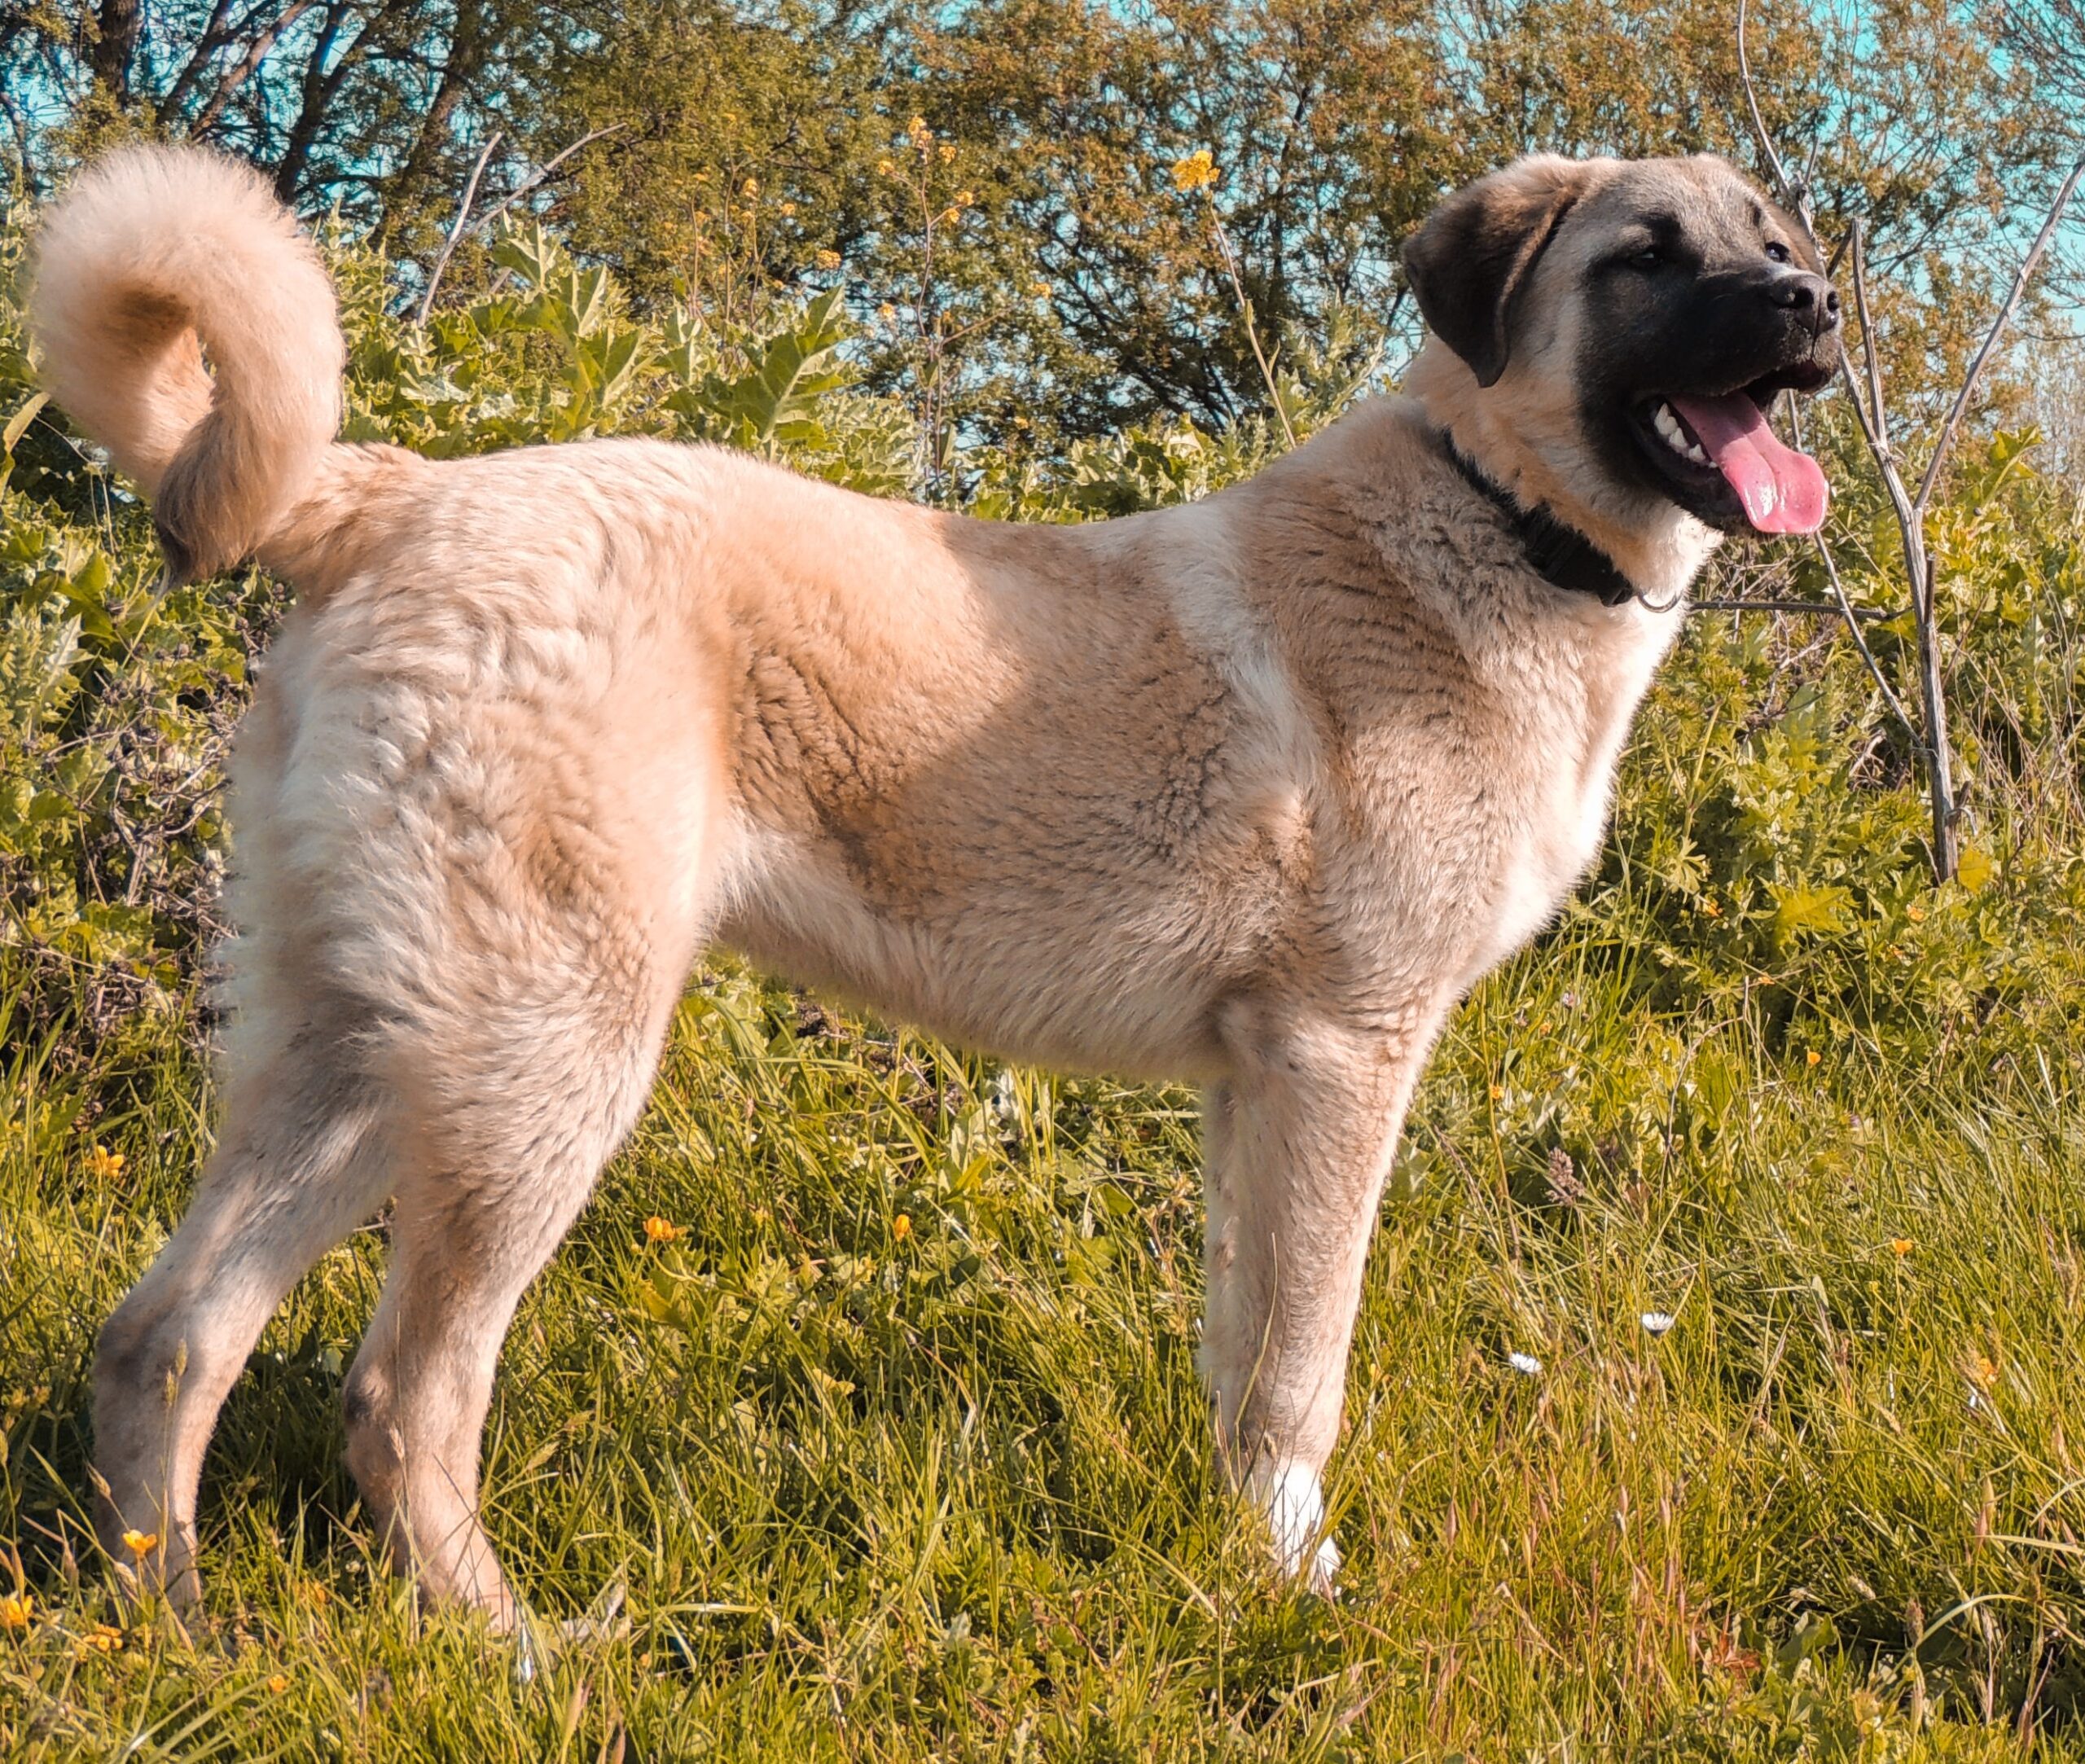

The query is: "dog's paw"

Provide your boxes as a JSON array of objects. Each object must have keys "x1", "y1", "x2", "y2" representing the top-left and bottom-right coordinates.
[
  {"x1": 1249, "y1": 1459, "x2": 1340, "y2": 1599},
  {"x1": 513, "y1": 1581, "x2": 629, "y2": 1684}
]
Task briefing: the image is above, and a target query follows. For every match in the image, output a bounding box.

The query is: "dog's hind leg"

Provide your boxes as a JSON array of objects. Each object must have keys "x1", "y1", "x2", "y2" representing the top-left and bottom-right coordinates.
[
  {"x1": 93, "y1": 1005, "x2": 392, "y2": 1610},
  {"x1": 336, "y1": 795, "x2": 697, "y2": 1629},
  {"x1": 340, "y1": 978, "x2": 678, "y2": 1627}
]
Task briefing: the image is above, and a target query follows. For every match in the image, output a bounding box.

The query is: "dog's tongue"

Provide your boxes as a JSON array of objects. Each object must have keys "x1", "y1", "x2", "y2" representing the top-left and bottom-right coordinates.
[{"x1": 1667, "y1": 393, "x2": 1828, "y2": 534}]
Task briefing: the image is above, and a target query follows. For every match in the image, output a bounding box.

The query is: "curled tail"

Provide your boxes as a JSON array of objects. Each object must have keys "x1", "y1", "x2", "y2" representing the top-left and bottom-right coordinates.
[{"x1": 30, "y1": 144, "x2": 345, "y2": 582}]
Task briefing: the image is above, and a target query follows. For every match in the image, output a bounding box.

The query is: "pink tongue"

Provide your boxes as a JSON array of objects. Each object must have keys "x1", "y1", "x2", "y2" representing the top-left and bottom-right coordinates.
[{"x1": 1667, "y1": 393, "x2": 1829, "y2": 534}]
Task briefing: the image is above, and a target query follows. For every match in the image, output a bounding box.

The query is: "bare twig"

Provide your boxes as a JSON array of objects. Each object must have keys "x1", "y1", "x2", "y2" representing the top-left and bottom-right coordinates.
[
  {"x1": 414, "y1": 129, "x2": 501, "y2": 326},
  {"x1": 1789, "y1": 397, "x2": 1922, "y2": 747},
  {"x1": 1915, "y1": 156, "x2": 2085, "y2": 511},
  {"x1": 1203, "y1": 204, "x2": 1297, "y2": 450},
  {"x1": 1847, "y1": 204, "x2": 1961, "y2": 877},
  {"x1": 1736, "y1": 0, "x2": 1794, "y2": 208},
  {"x1": 1846, "y1": 222, "x2": 1893, "y2": 459},
  {"x1": 459, "y1": 126, "x2": 622, "y2": 245},
  {"x1": 1693, "y1": 598, "x2": 1892, "y2": 618}
]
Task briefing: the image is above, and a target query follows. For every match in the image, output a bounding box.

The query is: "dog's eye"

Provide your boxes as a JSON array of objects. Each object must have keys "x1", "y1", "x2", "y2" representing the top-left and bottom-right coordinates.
[
  {"x1": 1629, "y1": 247, "x2": 1664, "y2": 270},
  {"x1": 1765, "y1": 241, "x2": 1792, "y2": 264}
]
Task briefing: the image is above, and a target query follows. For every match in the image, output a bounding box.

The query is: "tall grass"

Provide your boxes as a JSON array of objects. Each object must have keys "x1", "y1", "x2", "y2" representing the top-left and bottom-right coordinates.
[
  {"x1": 6, "y1": 812, "x2": 2085, "y2": 1756},
  {"x1": 6, "y1": 200, "x2": 2085, "y2": 1757}
]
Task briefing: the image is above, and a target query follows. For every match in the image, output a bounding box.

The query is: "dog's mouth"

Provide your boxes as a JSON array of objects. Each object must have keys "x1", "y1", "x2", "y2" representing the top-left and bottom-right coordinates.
[{"x1": 1627, "y1": 361, "x2": 1833, "y2": 534}]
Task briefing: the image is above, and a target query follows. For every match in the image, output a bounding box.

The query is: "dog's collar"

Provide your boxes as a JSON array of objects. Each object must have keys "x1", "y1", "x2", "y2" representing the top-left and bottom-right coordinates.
[{"x1": 1440, "y1": 434, "x2": 1639, "y2": 608}]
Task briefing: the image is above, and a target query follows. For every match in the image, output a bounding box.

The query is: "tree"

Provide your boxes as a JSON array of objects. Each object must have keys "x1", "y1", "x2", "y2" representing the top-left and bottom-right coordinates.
[{"x1": 1, "y1": 0, "x2": 537, "y2": 239}]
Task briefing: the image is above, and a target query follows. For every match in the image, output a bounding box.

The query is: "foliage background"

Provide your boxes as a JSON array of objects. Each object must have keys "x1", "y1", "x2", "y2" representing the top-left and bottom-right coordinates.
[{"x1": 6, "y1": 0, "x2": 2085, "y2": 1754}]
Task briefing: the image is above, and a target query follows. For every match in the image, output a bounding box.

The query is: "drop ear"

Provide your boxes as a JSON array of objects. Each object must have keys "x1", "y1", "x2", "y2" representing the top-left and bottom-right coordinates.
[{"x1": 1402, "y1": 156, "x2": 1589, "y2": 389}]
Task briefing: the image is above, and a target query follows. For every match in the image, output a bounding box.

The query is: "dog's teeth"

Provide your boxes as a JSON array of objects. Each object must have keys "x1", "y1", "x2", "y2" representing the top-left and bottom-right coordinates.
[
  {"x1": 1653, "y1": 404, "x2": 1692, "y2": 458},
  {"x1": 1652, "y1": 402, "x2": 1707, "y2": 464}
]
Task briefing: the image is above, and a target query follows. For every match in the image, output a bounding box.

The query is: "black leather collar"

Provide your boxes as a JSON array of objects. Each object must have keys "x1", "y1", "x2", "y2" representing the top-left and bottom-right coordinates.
[{"x1": 1442, "y1": 433, "x2": 1639, "y2": 608}]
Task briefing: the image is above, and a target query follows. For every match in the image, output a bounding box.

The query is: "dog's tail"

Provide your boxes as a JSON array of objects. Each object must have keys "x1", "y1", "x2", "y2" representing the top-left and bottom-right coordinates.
[{"x1": 30, "y1": 143, "x2": 346, "y2": 583}]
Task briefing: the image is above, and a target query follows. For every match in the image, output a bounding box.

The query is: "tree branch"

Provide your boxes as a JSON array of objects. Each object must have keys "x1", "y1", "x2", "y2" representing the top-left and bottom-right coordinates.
[
  {"x1": 413, "y1": 129, "x2": 502, "y2": 325},
  {"x1": 1915, "y1": 155, "x2": 2085, "y2": 511},
  {"x1": 187, "y1": 0, "x2": 319, "y2": 137}
]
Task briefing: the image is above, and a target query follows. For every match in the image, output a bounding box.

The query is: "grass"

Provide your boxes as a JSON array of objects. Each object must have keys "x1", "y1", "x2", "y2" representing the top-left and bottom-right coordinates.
[{"x1": 5, "y1": 895, "x2": 2085, "y2": 1761}]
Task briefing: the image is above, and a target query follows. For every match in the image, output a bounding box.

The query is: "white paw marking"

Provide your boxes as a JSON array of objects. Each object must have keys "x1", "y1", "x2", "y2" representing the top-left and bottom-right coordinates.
[{"x1": 1249, "y1": 1459, "x2": 1340, "y2": 1598}]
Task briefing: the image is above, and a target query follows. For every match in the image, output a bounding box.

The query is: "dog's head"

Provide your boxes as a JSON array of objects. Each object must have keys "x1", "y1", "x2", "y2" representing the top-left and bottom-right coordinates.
[{"x1": 1402, "y1": 154, "x2": 1840, "y2": 539}]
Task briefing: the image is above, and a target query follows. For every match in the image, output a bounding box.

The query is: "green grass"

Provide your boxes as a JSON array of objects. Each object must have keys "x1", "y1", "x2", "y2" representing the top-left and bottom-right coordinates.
[{"x1": 5, "y1": 914, "x2": 2085, "y2": 1760}]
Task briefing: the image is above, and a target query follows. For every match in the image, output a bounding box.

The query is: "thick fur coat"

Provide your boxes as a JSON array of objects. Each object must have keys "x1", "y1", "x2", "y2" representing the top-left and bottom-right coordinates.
[{"x1": 31, "y1": 143, "x2": 1837, "y2": 1622}]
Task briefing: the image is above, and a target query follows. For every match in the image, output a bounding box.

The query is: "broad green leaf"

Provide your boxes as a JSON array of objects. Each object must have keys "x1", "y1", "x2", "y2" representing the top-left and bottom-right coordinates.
[{"x1": 1768, "y1": 881, "x2": 1853, "y2": 943}]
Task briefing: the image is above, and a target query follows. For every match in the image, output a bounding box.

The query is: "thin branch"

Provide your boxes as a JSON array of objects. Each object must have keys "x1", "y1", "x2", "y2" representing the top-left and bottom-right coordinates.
[
  {"x1": 187, "y1": 0, "x2": 318, "y2": 137},
  {"x1": 1847, "y1": 222, "x2": 1894, "y2": 463},
  {"x1": 1792, "y1": 397, "x2": 1923, "y2": 747},
  {"x1": 156, "y1": 0, "x2": 235, "y2": 123},
  {"x1": 455, "y1": 126, "x2": 623, "y2": 245},
  {"x1": 1736, "y1": 0, "x2": 1794, "y2": 207},
  {"x1": 1204, "y1": 200, "x2": 1297, "y2": 450},
  {"x1": 413, "y1": 129, "x2": 502, "y2": 325},
  {"x1": 1693, "y1": 598, "x2": 1894, "y2": 618},
  {"x1": 1914, "y1": 155, "x2": 2085, "y2": 511}
]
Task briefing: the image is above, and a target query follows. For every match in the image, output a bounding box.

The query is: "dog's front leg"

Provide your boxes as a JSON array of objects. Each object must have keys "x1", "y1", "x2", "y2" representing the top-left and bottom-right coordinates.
[{"x1": 1201, "y1": 1002, "x2": 1441, "y2": 1594}]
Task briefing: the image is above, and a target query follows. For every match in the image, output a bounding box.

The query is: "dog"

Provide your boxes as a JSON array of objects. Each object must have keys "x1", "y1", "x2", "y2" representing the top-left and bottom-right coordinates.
[{"x1": 31, "y1": 143, "x2": 1838, "y2": 1624}]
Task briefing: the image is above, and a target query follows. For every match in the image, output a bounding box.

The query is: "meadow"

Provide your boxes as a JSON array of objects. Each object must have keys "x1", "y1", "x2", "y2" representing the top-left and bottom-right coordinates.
[{"x1": 4, "y1": 195, "x2": 2085, "y2": 1760}]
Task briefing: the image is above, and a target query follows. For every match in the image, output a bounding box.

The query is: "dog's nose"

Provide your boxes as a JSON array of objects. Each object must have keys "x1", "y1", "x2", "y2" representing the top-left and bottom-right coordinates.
[{"x1": 1765, "y1": 271, "x2": 1840, "y2": 336}]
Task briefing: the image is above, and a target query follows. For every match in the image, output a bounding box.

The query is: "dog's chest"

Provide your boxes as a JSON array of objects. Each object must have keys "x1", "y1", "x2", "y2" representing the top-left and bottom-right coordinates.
[
  {"x1": 1328, "y1": 602, "x2": 1670, "y2": 995},
  {"x1": 1462, "y1": 609, "x2": 1670, "y2": 979}
]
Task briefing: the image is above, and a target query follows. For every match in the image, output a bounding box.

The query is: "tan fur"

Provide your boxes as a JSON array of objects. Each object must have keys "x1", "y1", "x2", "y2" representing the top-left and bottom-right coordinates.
[
  {"x1": 31, "y1": 145, "x2": 345, "y2": 578},
  {"x1": 33, "y1": 144, "x2": 1815, "y2": 1617}
]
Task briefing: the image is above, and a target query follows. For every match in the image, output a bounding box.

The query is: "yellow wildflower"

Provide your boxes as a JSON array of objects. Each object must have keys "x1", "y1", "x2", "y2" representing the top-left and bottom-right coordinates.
[
  {"x1": 937, "y1": 205, "x2": 963, "y2": 226},
  {"x1": 0, "y1": 1591, "x2": 30, "y2": 1630},
  {"x1": 1698, "y1": 897, "x2": 1721, "y2": 918},
  {"x1": 877, "y1": 302, "x2": 898, "y2": 322},
  {"x1": 892, "y1": 1213, "x2": 912, "y2": 1243},
  {"x1": 266, "y1": 1674, "x2": 290, "y2": 1695},
  {"x1": 1905, "y1": 902, "x2": 1926, "y2": 923},
  {"x1": 86, "y1": 1143, "x2": 125, "y2": 1183},
  {"x1": 1806, "y1": 1049, "x2": 1821, "y2": 1067},
  {"x1": 815, "y1": 248, "x2": 843, "y2": 270},
  {"x1": 937, "y1": 141, "x2": 956, "y2": 162},
  {"x1": 954, "y1": 189, "x2": 974, "y2": 206},
  {"x1": 643, "y1": 1216, "x2": 682, "y2": 1244},
  {"x1": 121, "y1": 1529, "x2": 158, "y2": 1558},
  {"x1": 1890, "y1": 1238, "x2": 1913, "y2": 1257},
  {"x1": 741, "y1": 177, "x2": 759, "y2": 196},
  {"x1": 876, "y1": 158, "x2": 897, "y2": 177},
  {"x1": 1488, "y1": 1084, "x2": 1504, "y2": 1103},
  {"x1": 1027, "y1": 279, "x2": 1050, "y2": 297},
  {"x1": 908, "y1": 114, "x2": 932, "y2": 143},
  {"x1": 779, "y1": 200, "x2": 797, "y2": 217},
  {"x1": 1171, "y1": 148, "x2": 1218, "y2": 193},
  {"x1": 1969, "y1": 1352, "x2": 1999, "y2": 1392},
  {"x1": 80, "y1": 1621, "x2": 122, "y2": 1653}
]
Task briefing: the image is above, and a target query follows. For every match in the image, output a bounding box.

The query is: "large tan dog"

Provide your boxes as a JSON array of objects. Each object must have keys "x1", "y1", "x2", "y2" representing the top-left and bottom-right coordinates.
[{"x1": 33, "y1": 144, "x2": 1838, "y2": 1623}]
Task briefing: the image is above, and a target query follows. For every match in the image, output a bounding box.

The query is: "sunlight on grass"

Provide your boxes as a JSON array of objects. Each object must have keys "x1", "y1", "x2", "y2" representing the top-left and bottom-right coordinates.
[{"x1": 7, "y1": 885, "x2": 2084, "y2": 1756}]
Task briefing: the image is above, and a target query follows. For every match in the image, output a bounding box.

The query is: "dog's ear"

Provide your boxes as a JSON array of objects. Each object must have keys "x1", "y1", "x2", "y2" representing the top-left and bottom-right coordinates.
[{"x1": 1402, "y1": 156, "x2": 1589, "y2": 388}]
